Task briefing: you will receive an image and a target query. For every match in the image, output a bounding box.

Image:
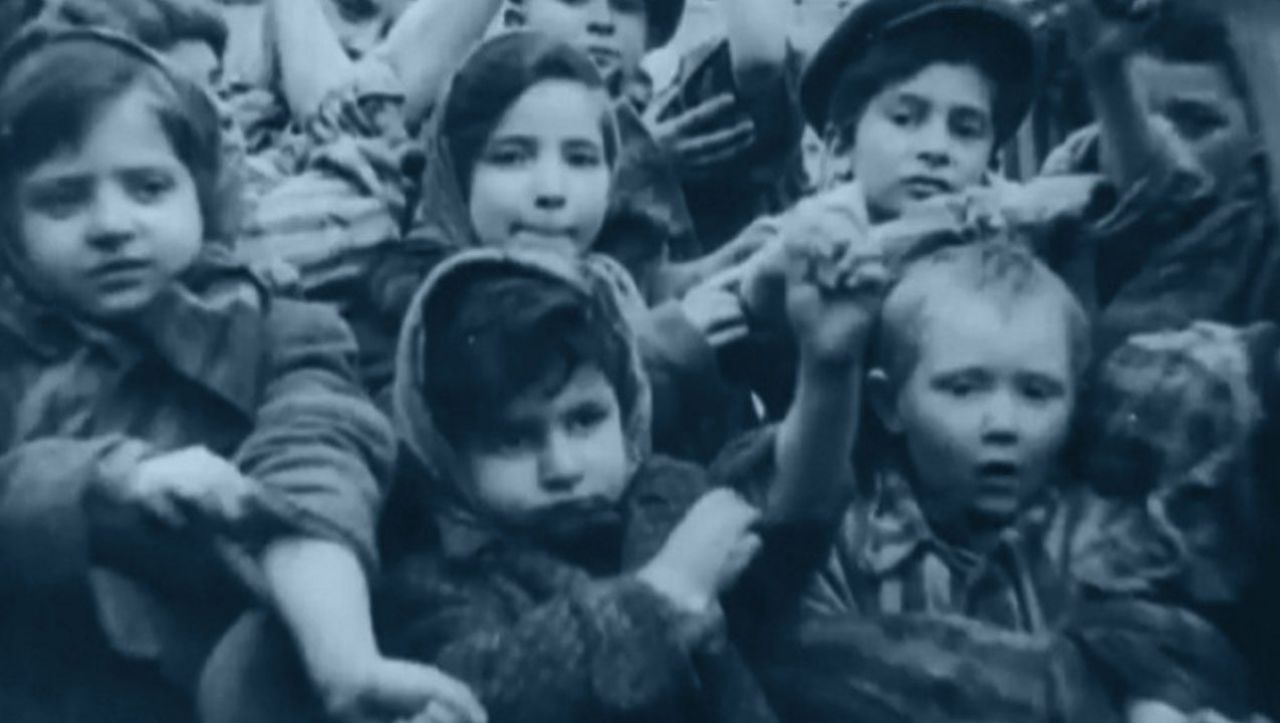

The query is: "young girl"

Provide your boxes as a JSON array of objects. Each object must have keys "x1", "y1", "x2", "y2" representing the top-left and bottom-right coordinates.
[
  {"x1": 341, "y1": 30, "x2": 750, "y2": 461},
  {"x1": 0, "y1": 27, "x2": 482, "y2": 723}
]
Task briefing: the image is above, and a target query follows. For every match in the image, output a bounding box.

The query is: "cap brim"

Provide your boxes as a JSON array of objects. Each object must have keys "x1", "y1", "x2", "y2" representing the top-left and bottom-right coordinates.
[{"x1": 801, "y1": 0, "x2": 1039, "y2": 142}]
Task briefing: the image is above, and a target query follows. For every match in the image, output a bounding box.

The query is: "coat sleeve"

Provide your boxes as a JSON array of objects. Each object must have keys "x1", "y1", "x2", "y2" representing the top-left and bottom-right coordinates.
[
  {"x1": 0, "y1": 436, "x2": 148, "y2": 593},
  {"x1": 234, "y1": 300, "x2": 395, "y2": 570},
  {"x1": 235, "y1": 59, "x2": 419, "y2": 308},
  {"x1": 709, "y1": 425, "x2": 854, "y2": 639},
  {"x1": 379, "y1": 564, "x2": 703, "y2": 723}
]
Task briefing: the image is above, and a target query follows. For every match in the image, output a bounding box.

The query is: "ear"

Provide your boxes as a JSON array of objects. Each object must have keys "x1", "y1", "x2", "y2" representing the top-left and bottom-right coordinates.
[
  {"x1": 867, "y1": 368, "x2": 904, "y2": 434},
  {"x1": 503, "y1": 6, "x2": 526, "y2": 29}
]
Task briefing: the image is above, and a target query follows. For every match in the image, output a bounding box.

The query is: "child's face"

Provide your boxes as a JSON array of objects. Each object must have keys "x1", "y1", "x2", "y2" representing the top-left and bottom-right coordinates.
[
  {"x1": 1132, "y1": 55, "x2": 1253, "y2": 193},
  {"x1": 14, "y1": 86, "x2": 203, "y2": 322},
  {"x1": 517, "y1": 0, "x2": 649, "y2": 83},
  {"x1": 459, "y1": 364, "x2": 631, "y2": 529},
  {"x1": 469, "y1": 79, "x2": 612, "y2": 254},
  {"x1": 887, "y1": 290, "x2": 1075, "y2": 536},
  {"x1": 846, "y1": 63, "x2": 995, "y2": 221}
]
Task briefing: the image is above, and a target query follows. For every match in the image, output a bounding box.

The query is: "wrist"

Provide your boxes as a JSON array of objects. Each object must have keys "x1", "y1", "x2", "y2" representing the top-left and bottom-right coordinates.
[
  {"x1": 637, "y1": 564, "x2": 713, "y2": 616},
  {"x1": 798, "y1": 338, "x2": 870, "y2": 372}
]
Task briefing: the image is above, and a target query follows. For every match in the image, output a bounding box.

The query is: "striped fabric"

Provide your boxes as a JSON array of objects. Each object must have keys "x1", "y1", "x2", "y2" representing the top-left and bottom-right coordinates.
[{"x1": 745, "y1": 457, "x2": 1254, "y2": 722}]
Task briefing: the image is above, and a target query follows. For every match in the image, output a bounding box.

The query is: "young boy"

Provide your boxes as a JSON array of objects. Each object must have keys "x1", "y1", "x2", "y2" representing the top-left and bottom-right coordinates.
[
  {"x1": 371, "y1": 219, "x2": 886, "y2": 722},
  {"x1": 1039, "y1": 0, "x2": 1280, "y2": 355},
  {"x1": 736, "y1": 238, "x2": 1256, "y2": 722}
]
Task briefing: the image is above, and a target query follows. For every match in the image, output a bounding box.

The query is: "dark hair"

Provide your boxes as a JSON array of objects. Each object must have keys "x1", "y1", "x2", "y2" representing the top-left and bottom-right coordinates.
[
  {"x1": 0, "y1": 31, "x2": 230, "y2": 240},
  {"x1": 422, "y1": 267, "x2": 636, "y2": 446},
  {"x1": 40, "y1": 0, "x2": 228, "y2": 59},
  {"x1": 1139, "y1": 3, "x2": 1250, "y2": 109},
  {"x1": 826, "y1": 14, "x2": 1019, "y2": 146},
  {"x1": 442, "y1": 32, "x2": 619, "y2": 198}
]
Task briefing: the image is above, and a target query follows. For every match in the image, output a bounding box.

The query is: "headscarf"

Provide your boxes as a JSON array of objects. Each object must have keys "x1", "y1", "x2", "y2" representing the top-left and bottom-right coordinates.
[
  {"x1": 407, "y1": 30, "x2": 621, "y2": 255},
  {"x1": 391, "y1": 247, "x2": 652, "y2": 551}
]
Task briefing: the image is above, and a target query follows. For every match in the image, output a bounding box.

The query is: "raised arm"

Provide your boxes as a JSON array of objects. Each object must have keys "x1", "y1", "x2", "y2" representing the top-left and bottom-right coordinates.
[
  {"x1": 265, "y1": 0, "x2": 357, "y2": 123},
  {"x1": 723, "y1": 0, "x2": 791, "y2": 90},
  {"x1": 1064, "y1": 0, "x2": 1169, "y2": 190},
  {"x1": 371, "y1": 0, "x2": 503, "y2": 126}
]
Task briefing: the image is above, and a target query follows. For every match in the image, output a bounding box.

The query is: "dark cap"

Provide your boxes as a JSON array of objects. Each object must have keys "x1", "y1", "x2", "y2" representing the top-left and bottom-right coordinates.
[{"x1": 800, "y1": 0, "x2": 1039, "y2": 142}]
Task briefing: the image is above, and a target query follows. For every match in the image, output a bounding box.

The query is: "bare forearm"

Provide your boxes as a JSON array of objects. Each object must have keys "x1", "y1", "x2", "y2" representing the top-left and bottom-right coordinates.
[
  {"x1": 771, "y1": 357, "x2": 860, "y2": 520},
  {"x1": 268, "y1": 0, "x2": 356, "y2": 121},
  {"x1": 1082, "y1": 53, "x2": 1161, "y2": 190},
  {"x1": 724, "y1": 0, "x2": 790, "y2": 82},
  {"x1": 261, "y1": 537, "x2": 379, "y2": 684},
  {"x1": 374, "y1": 0, "x2": 503, "y2": 124}
]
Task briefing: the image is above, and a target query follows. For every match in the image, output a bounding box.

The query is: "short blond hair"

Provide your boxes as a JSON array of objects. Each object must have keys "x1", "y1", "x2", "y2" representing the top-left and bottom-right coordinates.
[{"x1": 874, "y1": 241, "x2": 1091, "y2": 388}]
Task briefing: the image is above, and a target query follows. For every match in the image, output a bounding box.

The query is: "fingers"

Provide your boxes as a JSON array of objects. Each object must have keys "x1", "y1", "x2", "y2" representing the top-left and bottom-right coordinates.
[
  {"x1": 408, "y1": 667, "x2": 486, "y2": 723},
  {"x1": 705, "y1": 320, "x2": 751, "y2": 349},
  {"x1": 662, "y1": 92, "x2": 739, "y2": 133},
  {"x1": 676, "y1": 119, "x2": 757, "y2": 169}
]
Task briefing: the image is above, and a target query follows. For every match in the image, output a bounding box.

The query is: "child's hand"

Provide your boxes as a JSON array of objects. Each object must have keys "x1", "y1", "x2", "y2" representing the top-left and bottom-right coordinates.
[
  {"x1": 117, "y1": 446, "x2": 269, "y2": 535},
  {"x1": 1063, "y1": 0, "x2": 1163, "y2": 66},
  {"x1": 780, "y1": 195, "x2": 887, "y2": 366},
  {"x1": 644, "y1": 92, "x2": 757, "y2": 180},
  {"x1": 680, "y1": 266, "x2": 751, "y2": 349},
  {"x1": 318, "y1": 655, "x2": 486, "y2": 723},
  {"x1": 637, "y1": 489, "x2": 762, "y2": 614}
]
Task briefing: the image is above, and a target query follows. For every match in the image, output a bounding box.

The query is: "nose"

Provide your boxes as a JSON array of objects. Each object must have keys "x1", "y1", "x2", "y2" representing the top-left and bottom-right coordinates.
[
  {"x1": 86, "y1": 185, "x2": 136, "y2": 250},
  {"x1": 915, "y1": 117, "x2": 954, "y2": 170},
  {"x1": 539, "y1": 431, "x2": 584, "y2": 493},
  {"x1": 532, "y1": 156, "x2": 568, "y2": 211},
  {"x1": 979, "y1": 389, "x2": 1019, "y2": 445},
  {"x1": 586, "y1": 0, "x2": 616, "y2": 35}
]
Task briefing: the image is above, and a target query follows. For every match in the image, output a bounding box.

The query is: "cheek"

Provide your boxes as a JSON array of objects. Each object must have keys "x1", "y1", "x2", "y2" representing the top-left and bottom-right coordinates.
[
  {"x1": 571, "y1": 169, "x2": 611, "y2": 230},
  {"x1": 468, "y1": 170, "x2": 521, "y2": 243},
  {"x1": 1023, "y1": 401, "x2": 1074, "y2": 457},
  {"x1": 583, "y1": 422, "x2": 631, "y2": 498},
  {"x1": 467, "y1": 455, "x2": 540, "y2": 518}
]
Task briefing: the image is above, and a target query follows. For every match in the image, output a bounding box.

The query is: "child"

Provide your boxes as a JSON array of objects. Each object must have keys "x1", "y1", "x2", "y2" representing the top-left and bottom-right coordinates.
[
  {"x1": 372, "y1": 225, "x2": 885, "y2": 721},
  {"x1": 0, "y1": 28, "x2": 481, "y2": 723},
  {"x1": 266, "y1": 31, "x2": 751, "y2": 461},
  {"x1": 737, "y1": 238, "x2": 1255, "y2": 722},
  {"x1": 1039, "y1": 0, "x2": 1280, "y2": 354},
  {"x1": 799, "y1": 0, "x2": 1040, "y2": 224},
  {"x1": 503, "y1": 0, "x2": 804, "y2": 275}
]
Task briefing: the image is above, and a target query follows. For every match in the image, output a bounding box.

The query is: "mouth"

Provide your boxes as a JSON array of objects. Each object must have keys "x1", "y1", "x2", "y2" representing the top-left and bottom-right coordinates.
[
  {"x1": 584, "y1": 46, "x2": 621, "y2": 67},
  {"x1": 511, "y1": 225, "x2": 578, "y2": 246},
  {"x1": 976, "y1": 460, "x2": 1021, "y2": 484},
  {"x1": 900, "y1": 176, "x2": 955, "y2": 199},
  {"x1": 89, "y1": 258, "x2": 151, "y2": 288}
]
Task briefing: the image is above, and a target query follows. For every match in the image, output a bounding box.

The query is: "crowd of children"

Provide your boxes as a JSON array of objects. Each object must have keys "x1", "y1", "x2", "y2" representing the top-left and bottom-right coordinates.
[{"x1": 0, "y1": 0, "x2": 1277, "y2": 722}]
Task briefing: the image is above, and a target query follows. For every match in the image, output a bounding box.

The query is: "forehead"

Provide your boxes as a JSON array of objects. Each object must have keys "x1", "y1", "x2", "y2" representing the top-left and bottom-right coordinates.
[
  {"x1": 1131, "y1": 54, "x2": 1239, "y2": 106},
  {"x1": 912, "y1": 288, "x2": 1072, "y2": 376},
  {"x1": 872, "y1": 62, "x2": 995, "y2": 113},
  {"x1": 489, "y1": 79, "x2": 608, "y2": 140},
  {"x1": 498, "y1": 364, "x2": 615, "y2": 421},
  {"x1": 21, "y1": 86, "x2": 182, "y2": 178}
]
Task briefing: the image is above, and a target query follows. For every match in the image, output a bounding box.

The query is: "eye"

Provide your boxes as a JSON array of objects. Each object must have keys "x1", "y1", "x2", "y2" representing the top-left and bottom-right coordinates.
[
  {"x1": 482, "y1": 143, "x2": 532, "y2": 168},
  {"x1": 125, "y1": 171, "x2": 176, "y2": 204},
  {"x1": 932, "y1": 372, "x2": 989, "y2": 399},
  {"x1": 1164, "y1": 103, "x2": 1227, "y2": 141},
  {"x1": 490, "y1": 425, "x2": 537, "y2": 456},
  {"x1": 1017, "y1": 375, "x2": 1066, "y2": 404},
  {"x1": 951, "y1": 112, "x2": 991, "y2": 141},
  {"x1": 564, "y1": 403, "x2": 609, "y2": 436},
  {"x1": 564, "y1": 144, "x2": 604, "y2": 168}
]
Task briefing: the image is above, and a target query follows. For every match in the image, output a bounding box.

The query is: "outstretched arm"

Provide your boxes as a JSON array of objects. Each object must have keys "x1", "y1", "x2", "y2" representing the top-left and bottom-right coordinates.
[{"x1": 372, "y1": 0, "x2": 503, "y2": 125}]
